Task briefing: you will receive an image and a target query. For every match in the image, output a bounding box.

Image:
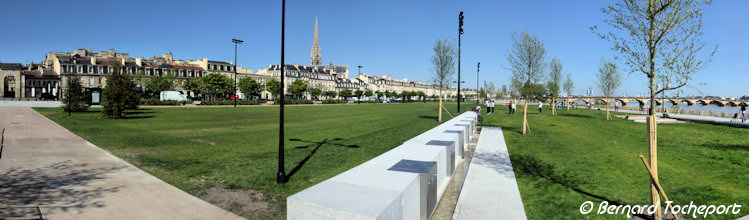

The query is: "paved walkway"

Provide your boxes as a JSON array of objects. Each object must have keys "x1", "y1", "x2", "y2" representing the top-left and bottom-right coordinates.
[
  {"x1": 613, "y1": 109, "x2": 749, "y2": 128},
  {"x1": 0, "y1": 107, "x2": 243, "y2": 220},
  {"x1": 452, "y1": 127, "x2": 527, "y2": 220}
]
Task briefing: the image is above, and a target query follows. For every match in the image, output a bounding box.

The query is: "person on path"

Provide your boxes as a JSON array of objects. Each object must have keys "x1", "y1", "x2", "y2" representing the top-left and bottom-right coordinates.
[
  {"x1": 491, "y1": 100, "x2": 495, "y2": 113},
  {"x1": 664, "y1": 109, "x2": 670, "y2": 118},
  {"x1": 538, "y1": 101, "x2": 543, "y2": 114},
  {"x1": 741, "y1": 104, "x2": 746, "y2": 122}
]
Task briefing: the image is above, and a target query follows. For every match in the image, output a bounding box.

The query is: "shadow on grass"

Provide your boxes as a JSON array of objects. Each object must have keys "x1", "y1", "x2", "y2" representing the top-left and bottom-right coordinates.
[
  {"x1": 562, "y1": 113, "x2": 593, "y2": 119},
  {"x1": 510, "y1": 154, "x2": 648, "y2": 218},
  {"x1": 0, "y1": 160, "x2": 125, "y2": 218},
  {"x1": 418, "y1": 115, "x2": 439, "y2": 120},
  {"x1": 699, "y1": 143, "x2": 749, "y2": 152},
  {"x1": 285, "y1": 138, "x2": 360, "y2": 181}
]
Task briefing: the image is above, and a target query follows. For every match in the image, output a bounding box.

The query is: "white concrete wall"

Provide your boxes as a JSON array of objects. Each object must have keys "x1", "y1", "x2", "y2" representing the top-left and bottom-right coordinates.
[{"x1": 287, "y1": 111, "x2": 478, "y2": 220}]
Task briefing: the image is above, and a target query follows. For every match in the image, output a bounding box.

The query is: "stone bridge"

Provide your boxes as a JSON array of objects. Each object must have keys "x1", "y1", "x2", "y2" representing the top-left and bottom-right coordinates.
[{"x1": 563, "y1": 96, "x2": 748, "y2": 107}]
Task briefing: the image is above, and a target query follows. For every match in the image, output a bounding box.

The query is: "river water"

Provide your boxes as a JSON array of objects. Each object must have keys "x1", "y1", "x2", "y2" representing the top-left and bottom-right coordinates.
[{"x1": 571, "y1": 100, "x2": 746, "y2": 115}]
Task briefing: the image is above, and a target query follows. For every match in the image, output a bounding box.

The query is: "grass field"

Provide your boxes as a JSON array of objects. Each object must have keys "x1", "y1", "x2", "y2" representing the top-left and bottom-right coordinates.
[
  {"x1": 481, "y1": 106, "x2": 749, "y2": 219},
  {"x1": 35, "y1": 103, "x2": 466, "y2": 219}
]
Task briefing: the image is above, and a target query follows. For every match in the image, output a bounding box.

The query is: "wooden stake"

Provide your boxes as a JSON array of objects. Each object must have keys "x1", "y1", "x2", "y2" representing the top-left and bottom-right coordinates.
[
  {"x1": 638, "y1": 153, "x2": 680, "y2": 220},
  {"x1": 441, "y1": 104, "x2": 454, "y2": 118},
  {"x1": 552, "y1": 97, "x2": 556, "y2": 115},
  {"x1": 522, "y1": 103, "x2": 529, "y2": 135},
  {"x1": 567, "y1": 97, "x2": 570, "y2": 111},
  {"x1": 647, "y1": 115, "x2": 661, "y2": 220}
]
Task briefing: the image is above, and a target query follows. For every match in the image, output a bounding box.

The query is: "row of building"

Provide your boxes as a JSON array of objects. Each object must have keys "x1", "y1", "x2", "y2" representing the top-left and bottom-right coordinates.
[{"x1": 1, "y1": 14, "x2": 475, "y2": 101}]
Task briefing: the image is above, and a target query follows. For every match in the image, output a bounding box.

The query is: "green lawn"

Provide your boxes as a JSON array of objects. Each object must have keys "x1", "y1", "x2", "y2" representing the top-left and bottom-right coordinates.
[
  {"x1": 35, "y1": 103, "x2": 466, "y2": 219},
  {"x1": 481, "y1": 106, "x2": 749, "y2": 219}
]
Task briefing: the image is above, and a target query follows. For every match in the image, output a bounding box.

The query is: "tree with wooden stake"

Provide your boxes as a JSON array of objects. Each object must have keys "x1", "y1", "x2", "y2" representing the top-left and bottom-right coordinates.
[
  {"x1": 507, "y1": 30, "x2": 546, "y2": 133},
  {"x1": 563, "y1": 73, "x2": 574, "y2": 111},
  {"x1": 638, "y1": 153, "x2": 681, "y2": 220},
  {"x1": 521, "y1": 102, "x2": 532, "y2": 135},
  {"x1": 547, "y1": 58, "x2": 563, "y2": 115},
  {"x1": 593, "y1": 1, "x2": 717, "y2": 218},
  {"x1": 430, "y1": 38, "x2": 457, "y2": 122},
  {"x1": 596, "y1": 59, "x2": 621, "y2": 120}
]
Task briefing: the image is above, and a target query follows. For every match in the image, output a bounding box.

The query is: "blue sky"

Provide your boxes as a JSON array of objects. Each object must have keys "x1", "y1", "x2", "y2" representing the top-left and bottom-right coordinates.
[{"x1": 0, "y1": 0, "x2": 746, "y2": 97}]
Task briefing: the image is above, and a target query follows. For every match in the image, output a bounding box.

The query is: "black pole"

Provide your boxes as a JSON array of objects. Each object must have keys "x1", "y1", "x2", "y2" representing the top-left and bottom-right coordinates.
[
  {"x1": 68, "y1": 59, "x2": 73, "y2": 117},
  {"x1": 234, "y1": 41, "x2": 238, "y2": 107},
  {"x1": 476, "y1": 62, "x2": 480, "y2": 106},
  {"x1": 457, "y1": 11, "x2": 464, "y2": 113},
  {"x1": 277, "y1": 0, "x2": 288, "y2": 184}
]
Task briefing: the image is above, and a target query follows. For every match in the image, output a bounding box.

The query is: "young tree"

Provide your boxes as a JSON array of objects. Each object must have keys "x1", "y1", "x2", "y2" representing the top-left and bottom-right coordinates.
[
  {"x1": 594, "y1": 1, "x2": 716, "y2": 216},
  {"x1": 364, "y1": 90, "x2": 373, "y2": 99},
  {"x1": 238, "y1": 77, "x2": 262, "y2": 100},
  {"x1": 102, "y1": 63, "x2": 138, "y2": 119},
  {"x1": 417, "y1": 91, "x2": 427, "y2": 102},
  {"x1": 501, "y1": 85, "x2": 508, "y2": 99},
  {"x1": 289, "y1": 79, "x2": 309, "y2": 99},
  {"x1": 596, "y1": 59, "x2": 622, "y2": 120},
  {"x1": 563, "y1": 73, "x2": 574, "y2": 110},
  {"x1": 202, "y1": 73, "x2": 233, "y2": 100},
  {"x1": 62, "y1": 75, "x2": 88, "y2": 113},
  {"x1": 265, "y1": 78, "x2": 282, "y2": 100},
  {"x1": 374, "y1": 90, "x2": 383, "y2": 99},
  {"x1": 547, "y1": 58, "x2": 563, "y2": 115},
  {"x1": 507, "y1": 30, "x2": 547, "y2": 101},
  {"x1": 430, "y1": 38, "x2": 457, "y2": 121}
]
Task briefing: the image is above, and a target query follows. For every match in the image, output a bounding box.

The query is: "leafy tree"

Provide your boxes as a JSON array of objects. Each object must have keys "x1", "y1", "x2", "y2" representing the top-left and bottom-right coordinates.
[
  {"x1": 364, "y1": 90, "x2": 373, "y2": 98},
  {"x1": 145, "y1": 70, "x2": 176, "y2": 96},
  {"x1": 596, "y1": 59, "x2": 622, "y2": 120},
  {"x1": 521, "y1": 82, "x2": 547, "y2": 102},
  {"x1": 374, "y1": 91, "x2": 383, "y2": 98},
  {"x1": 238, "y1": 77, "x2": 262, "y2": 99},
  {"x1": 507, "y1": 30, "x2": 547, "y2": 100},
  {"x1": 501, "y1": 85, "x2": 508, "y2": 98},
  {"x1": 478, "y1": 88, "x2": 487, "y2": 101},
  {"x1": 323, "y1": 90, "x2": 337, "y2": 100},
  {"x1": 265, "y1": 78, "x2": 282, "y2": 100},
  {"x1": 202, "y1": 73, "x2": 233, "y2": 100},
  {"x1": 102, "y1": 63, "x2": 138, "y2": 119},
  {"x1": 338, "y1": 89, "x2": 353, "y2": 100},
  {"x1": 354, "y1": 90, "x2": 364, "y2": 104},
  {"x1": 309, "y1": 88, "x2": 322, "y2": 100},
  {"x1": 184, "y1": 77, "x2": 203, "y2": 98},
  {"x1": 417, "y1": 91, "x2": 427, "y2": 102},
  {"x1": 62, "y1": 75, "x2": 88, "y2": 113},
  {"x1": 289, "y1": 79, "x2": 309, "y2": 99},
  {"x1": 430, "y1": 38, "x2": 457, "y2": 121}
]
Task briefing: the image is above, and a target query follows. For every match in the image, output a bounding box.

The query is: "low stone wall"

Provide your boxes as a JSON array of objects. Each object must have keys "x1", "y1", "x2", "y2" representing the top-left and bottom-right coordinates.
[{"x1": 287, "y1": 111, "x2": 478, "y2": 220}]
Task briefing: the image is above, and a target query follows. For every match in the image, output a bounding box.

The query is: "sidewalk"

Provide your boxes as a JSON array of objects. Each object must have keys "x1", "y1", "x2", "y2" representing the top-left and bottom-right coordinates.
[
  {"x1": 0, "y1": 107, "x2": 243, "y2": 220},
  {"x1": 452, "y1": 127, "x2": 527, "y2": 220},
  {"x1": 612, "y1": 109, "x2": 749, "y2": 128}
]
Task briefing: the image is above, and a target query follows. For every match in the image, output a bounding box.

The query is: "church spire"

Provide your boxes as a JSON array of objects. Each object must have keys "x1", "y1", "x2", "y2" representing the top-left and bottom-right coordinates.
[{"x1": 310, "y1": 13, "x2": 322, "y2": 66}]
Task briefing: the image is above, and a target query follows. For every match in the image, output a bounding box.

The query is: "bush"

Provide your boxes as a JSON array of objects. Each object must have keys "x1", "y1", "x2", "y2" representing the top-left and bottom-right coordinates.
[
  {"x1": 139, "y1": 98, "x2": 185, "y2": 106},
  {"x1": 321, "y1": 100, "x2": 347, "y2": 104},
  {"x1": 200, "y1": 99, "x2": 261, "y2": 105},
  {"x1": 272, "y1": 100, "x2": 313, "y2": 105}
]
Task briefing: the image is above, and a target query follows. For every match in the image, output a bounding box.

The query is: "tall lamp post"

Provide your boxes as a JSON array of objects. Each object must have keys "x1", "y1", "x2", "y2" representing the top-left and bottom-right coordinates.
[
  {"x1": 232, "y1": 38, "x2": 243, "y2": 107},
  {"x1": 277, "y1": 0, "x2": 288, "y2": 184},
  {"x1": 476, "y1": 62, "x2": 480, "y2": 106},
  {"x1": 358, "y1": 65, "x2": 362, "y2": 75},
  {"x1": 457, "y1": 11, "x2": 464, "y2": 113}
]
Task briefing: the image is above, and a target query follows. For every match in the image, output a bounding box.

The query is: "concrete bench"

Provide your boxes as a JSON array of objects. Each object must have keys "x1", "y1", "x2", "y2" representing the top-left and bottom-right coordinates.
[
  {"x1": 287, "y1": 111, "x2": 478, "y2": 220},
  {"x1": 452, "y1": 127, "x2": 527, "y2": 219}
]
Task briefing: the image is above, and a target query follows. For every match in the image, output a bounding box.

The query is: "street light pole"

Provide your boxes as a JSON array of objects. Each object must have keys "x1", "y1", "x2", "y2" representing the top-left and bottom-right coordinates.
[
  {"x1": 232, "y1": 38, "x2": 243, "y2": 107},
  {"x1": 476, "y1": 62, "x2": 480, "y2": 106},
  {"x1": 457, "y1": 11, "x2": 464, "y2": 113},
  {"x1": 358, "y1": 65, "x2": 362, "y2": 75},
  {"x1": 277, "y1": 0, "x2": 288, "y2": 184}
]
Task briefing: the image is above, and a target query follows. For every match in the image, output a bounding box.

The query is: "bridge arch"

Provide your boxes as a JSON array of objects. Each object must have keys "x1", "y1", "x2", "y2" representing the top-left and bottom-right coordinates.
[
  {"x1": 614, "y1": 98, "x2": 628, "y2": 106},
  {"x1": 708, "y1": 100, "x2": 725, "y2": 106},
  {"x1": 678, "y1": 99, "x2": 694, "y2": 105},
  {"x1": 695, "y1": 100, "x2": 709, "y2": 105}
]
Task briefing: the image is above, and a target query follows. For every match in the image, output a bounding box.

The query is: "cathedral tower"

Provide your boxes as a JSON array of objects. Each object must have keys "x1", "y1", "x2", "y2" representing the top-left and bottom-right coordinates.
[{"x1": 310, "y1": 13, "x2": 322, "y2": 66}]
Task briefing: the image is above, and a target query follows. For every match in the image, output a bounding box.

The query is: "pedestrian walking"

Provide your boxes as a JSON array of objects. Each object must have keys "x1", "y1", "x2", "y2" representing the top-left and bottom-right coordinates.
[
  {"x1": 741, "y1": 104, "x2": 746, "y2": 122},
  {"x1": 491, "y1": 100, "x2": 495, "y2": 113},
  {"x1": 485, "y1": 99, "x2": 491, "y2": 114},
  {"x1": 538, "y1": 101, "x2": 543, "y2": 114}
]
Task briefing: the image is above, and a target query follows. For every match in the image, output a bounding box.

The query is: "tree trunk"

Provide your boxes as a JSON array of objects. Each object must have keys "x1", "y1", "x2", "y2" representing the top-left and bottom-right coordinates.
[
  {"x1": 648, "y1": 6, "x2": 661, "y2": 218},
  {"x1": 567, "y1": 97, "x2": 570, "y2": 111},
  {"x1": 552, "y1": 96, "x2": 556, "y2": 115},
  {"x1": 606, "y1": 98, "x2": 610, "y2": 120},
  {"x1": 522, "y1": 102, "x2": 528, "y2": 135}
]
